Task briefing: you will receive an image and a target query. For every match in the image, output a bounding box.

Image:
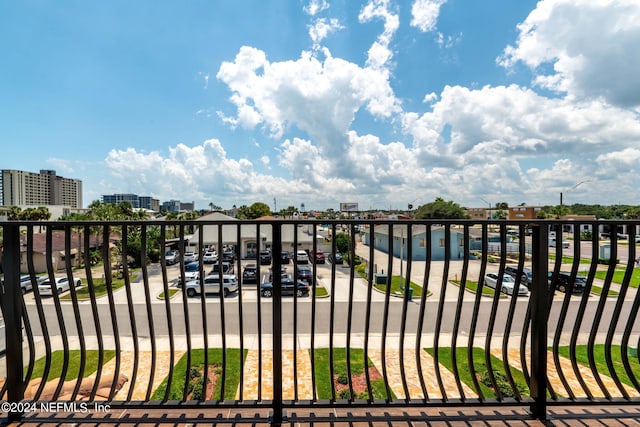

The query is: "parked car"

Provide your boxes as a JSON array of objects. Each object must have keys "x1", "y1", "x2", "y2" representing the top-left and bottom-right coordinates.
[
  {"x1": 14, "y1": 275, "x2": 47, "y2": 294},
  {"x1": 295, "y1": 250, "x2": 309, "y2": 264},
  {"x1": 295, "y1": 264, "x2": 313, "y2": 283},
  {"x1": 260, "y1": 278, "x2": 310, "y2": 297},
  {"x1": 223, "y1": 250, "x2": 236, "y2": 262},
  {"x1": 548, "y1": 271, "x2": 586, "y2": 293},
  {"x1": 242, "y1": 264, "x2": 258, "y2": 284},
  {"x1": 268, "y1": 267, "x2": 289, "y2": 281},
  {"x1": 208, "y1": 262, "x2": 234, "y2": 275},
  {"x1": 504, "y1": 266, "x2": 533, "y2": 287},
  {"x1": 549, "y1": 238, "x2": 570, "y2": 248},
  {"x1": 483, "y1": 273, "x2": 529, "y2": 296},
  {"x1": 281, "y1": 251, "x2": 290, "y2": 264},
  {"x1": 38, "y1": 277, "x2": 81, "y2": 296},
  {"x1": 165, "y1": 250, "x2": 179, "y2": 265},
  {"x1": 183, "y1": 251, "x2": 198, "y2": 263},
  {"x1": 312, "y1": 249, "x2": 325, "y2": 264},
  {"x1": 202, "y1": 251, "x2": 218, "y2": 264},
  {"x1": 184, "y1": 274, "x2": 238, "y2": 297},
  {"x1": 259, "y1": 250, "x2": 272, "y2": 265},
  {"x1": 328, "y1": 252, "x2": 343, "y2": 264},
  {"x1": 181, "y1": 262, "x2": 200, "y2": 284}
]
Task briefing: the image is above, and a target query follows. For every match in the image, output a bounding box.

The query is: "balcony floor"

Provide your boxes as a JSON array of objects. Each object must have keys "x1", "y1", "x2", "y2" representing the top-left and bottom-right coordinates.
[{"x1": 9, "y1": 405, "x2": 640, "y2": 426}]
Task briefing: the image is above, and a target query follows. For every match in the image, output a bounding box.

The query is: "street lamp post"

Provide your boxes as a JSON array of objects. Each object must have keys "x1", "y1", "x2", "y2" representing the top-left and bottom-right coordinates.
[{"x1": 560, "y1": 180, "x2": 592, "y2": 209}]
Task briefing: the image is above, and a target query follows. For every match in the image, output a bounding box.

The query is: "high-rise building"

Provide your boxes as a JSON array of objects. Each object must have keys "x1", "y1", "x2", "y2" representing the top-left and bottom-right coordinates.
[
  {"x1": 0, "y1": 169, "x2": 83, "y2": 208},
  {"x1": 101, "y1": 194, "x2": 160, "y2": 211}
]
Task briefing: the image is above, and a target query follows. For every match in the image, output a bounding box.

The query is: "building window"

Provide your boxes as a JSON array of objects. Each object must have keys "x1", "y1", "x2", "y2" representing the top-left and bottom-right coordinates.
[
  {"x1": 439, "y1": 238, "x2": 445, "y2": 248},
  {"x1": 419, "y1": 238, "x2": 426, "y2": 248}
]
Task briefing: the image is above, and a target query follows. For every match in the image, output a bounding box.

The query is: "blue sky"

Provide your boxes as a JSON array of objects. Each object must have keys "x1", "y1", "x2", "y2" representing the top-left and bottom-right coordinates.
[{"x1": 2, "y1": 0, "x2": 639, "y2": 211}]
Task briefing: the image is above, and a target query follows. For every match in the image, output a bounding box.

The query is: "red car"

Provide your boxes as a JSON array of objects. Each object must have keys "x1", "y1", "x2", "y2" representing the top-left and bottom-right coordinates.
[{"x1": 312, "y1": 249, "x2": 325, "y2": 264}]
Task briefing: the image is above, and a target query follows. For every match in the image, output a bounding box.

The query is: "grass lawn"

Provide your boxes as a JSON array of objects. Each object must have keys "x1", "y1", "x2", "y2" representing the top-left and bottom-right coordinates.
[
  {"x1": 594, "y1": 268, "x2": 640, "y2": 288},
  {"x1": 28, "y1": 350, "x2": 116, "y2": 381},
  {"x1": 449, "y1": 279, "x2": 498, "y2": 297},
  {"x1": 556, "y1": 344, "x2": 640, "y2": 390},
  {"x1": 425, "y1": 347, "x2": 529, "y2": 398},
  {"x1": 62, "y1": 276, "x2": 131, "y2": 300},
  {"x1": 589, "y1": 284, "x2": 619, "y2": 297},
  {"x1": 312, "y1": 348, "x2": 393, "y2": 400},
  {"x1": 159, "y1": 288, "x2": 180, "y2": 299},
  {"x1": 549, "y1": 255, "x2": 592, "y2": 265},
  {"x1": 151, "y1": 348, "x2": 245, "y2": 401},
  {"x1": 373, "y1": 275, "x2": 423, "y2": 298},
  {"x1": 314, "y1": 284, "x2": 328, "y2": 297}
]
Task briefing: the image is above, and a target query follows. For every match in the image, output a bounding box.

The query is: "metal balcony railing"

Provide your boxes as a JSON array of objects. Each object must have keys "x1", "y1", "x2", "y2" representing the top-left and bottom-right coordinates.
[{"x1": 1, "y1": 219, "x2": 640, "y2": 424}]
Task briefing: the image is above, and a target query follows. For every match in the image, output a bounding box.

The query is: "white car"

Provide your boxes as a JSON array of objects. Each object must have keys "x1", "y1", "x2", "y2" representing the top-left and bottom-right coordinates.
[
  {"x1": 38, "y1": 277, "x2": 81, "y2": 296},
  {"x1": 184, "y1": 274, "x2": 238, "y2": 297},
  {"x1": 202, "y1": 251, "x2": 218, "y2": 263},
  {"x1": 183, "y1": 251, "x2": 198, "y2": 263},
  {"x1": 295, "y1": 250, "x2": 309, "y2": 264},
  {"x1": 483, "y1": 273, "x2": 529, "y2": 296}
]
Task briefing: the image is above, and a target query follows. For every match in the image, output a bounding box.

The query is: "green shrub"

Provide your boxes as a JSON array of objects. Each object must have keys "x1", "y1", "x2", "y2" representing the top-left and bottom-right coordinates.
[
  {"x1": 337, "y1": 373, "x2": 349, "y2": 385},
  {"x1": 191, "y1": 378, "x2": 205, "y2": 400},
  {"x1": 478, "y1": 369, "x2": 526, "y2": 398},
  {"x1": 338, "y1": 388, "x2": 354, "y2": 400},
  {"x1": 189, "y1": 368, "x2": 201, "y2": 379}
]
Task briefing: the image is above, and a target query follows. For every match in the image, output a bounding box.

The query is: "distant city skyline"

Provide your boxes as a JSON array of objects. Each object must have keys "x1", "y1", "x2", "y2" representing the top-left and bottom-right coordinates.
[{"x1": 2, "y1": 1, "x2": 639, "y2": 210}]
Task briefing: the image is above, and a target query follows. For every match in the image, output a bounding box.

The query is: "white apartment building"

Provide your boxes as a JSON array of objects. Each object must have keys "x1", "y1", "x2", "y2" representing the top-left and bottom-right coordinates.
[{"x1": 0, "y1": 169, "x2": 83, "y2": 208}]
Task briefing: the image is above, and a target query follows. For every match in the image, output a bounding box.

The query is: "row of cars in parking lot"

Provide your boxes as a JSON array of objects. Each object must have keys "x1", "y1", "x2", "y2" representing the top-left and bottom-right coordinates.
[
  {"x1": 174, "y1": 247, "x2": 343, "y2": 299},
  {"x1": 482, "y1": 265, "x2": 587, "y2": 297},
  {"x1": 1, "y1": 274, "x2": 83, "y2": 296}
]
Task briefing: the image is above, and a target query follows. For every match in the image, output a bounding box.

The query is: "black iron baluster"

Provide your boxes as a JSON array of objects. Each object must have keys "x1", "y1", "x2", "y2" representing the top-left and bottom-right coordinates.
[
  {"x1": 468, "y1": 223, "x2": 488, "y2": 400},
  {"x1": 603, "y1": 229, "x2": 635, "y2": 399},
  {"x1": 499, "y1": 224, "x2": 523, "y2": 401},
  {"x1": 621, "y1": 224, "x2": 640, "y2": 390},
  {"x1": 140, "y1": 225, "x2": 157, "y2": 401},
  {"x1": 122, "y1": 224, "x2": 140, "y2": 402},
  {"x1": 398, "y1": 223, "x2": 411, "y2": 402},
  {"x1": 102, "y1": 225, "x2": 122, "y2": 400},
  {"x1": 45, "y1": 226, "x2": 70, "y2": 399},
  {"x1": 380, "y1": 223, "x2": 393, "y2": 402},
  {"x1": 310, "y1": 222, "x2": 318, "y2": 402},
  {"x1": 26, "y1": 225, "x2": 53, "y2": 401},
  {"x1": 199, "y1": 225, "x2": 210, "y2": 401},
  {"x1": 415, "y1": 221, "x2": 432, "y2": 402},
  {"x1": 529, "y1": 223, "x2": 549, "y2": 420},
  {"x1": 160, "y1": 225, "x2": 176, "y2": 402},
  {"x1": 256, "y1": 222, "x2": 263, "y2": 402},
  {"x1": 178, "y1": 223, "x2": 191, "y2": 402},
  {"x1": 64, "y1": 224, "x2": 87, "y2": 401},
  {"x1": 235, "y1": 224, "x2": 243, "y2": 401},
  {"x1": 328, "y1": 223, "x2": 337, "y2": 402},
  {"x1": 567, "y1": 224, "x2": 600, "y2": 400},
  {"x1": 271, "y1": 222, "x2": 284, "y2": 424},
  {"x1": 585, "y1": 228, "x2": 617, "y2": 399},
  {"x1": 1, "y1": 223, "x2": 24, "y2": 422},
  {"x1": 84, "y1": 225, "x2": 105, "y2": 401},
  {"x1": 450, "y1": 223, "x2": 470, "y2": 400},
  {"x1": 433, "y1": 223, "x2": 452, "y2": 401},
  {"x1": 345, "y1": 223, "x2": 357, "y2": 402},
  {"x1": 217, "y1": 223, "x2": 228, "y2": 400},
  {"x1": 293, "y1": 222, "x2": 299, "y2": 402}
]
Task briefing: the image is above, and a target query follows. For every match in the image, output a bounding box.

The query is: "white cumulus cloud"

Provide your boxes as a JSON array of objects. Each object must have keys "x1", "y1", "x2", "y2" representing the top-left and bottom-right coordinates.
[{"x1": 498, "y1": 0, "x2": 640, "y2": 108}]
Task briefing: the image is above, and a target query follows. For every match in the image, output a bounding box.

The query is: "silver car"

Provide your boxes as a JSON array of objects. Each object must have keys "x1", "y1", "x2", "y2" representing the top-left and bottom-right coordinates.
[
  {"x1": 483, "y1": 273, "x2": 529, "y2": 296},
  {"x1": 184, "y1": 274, "x2": 238, "y2": 297}
]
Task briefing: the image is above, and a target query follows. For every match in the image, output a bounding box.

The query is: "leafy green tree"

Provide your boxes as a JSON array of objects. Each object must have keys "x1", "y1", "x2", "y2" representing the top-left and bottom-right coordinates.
[
  {"x1": 247, "y1": 202, "x2": 272, "y2": 219},
  {"x1": 279, "y1": 205, "x2": 298, "y2": 219},
  {"x1": 414, "y1": 198, "x2": 469, "y2": 219},
  {"x1": 334, "y1": 233, "x2": 350, "y2": 254}
]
